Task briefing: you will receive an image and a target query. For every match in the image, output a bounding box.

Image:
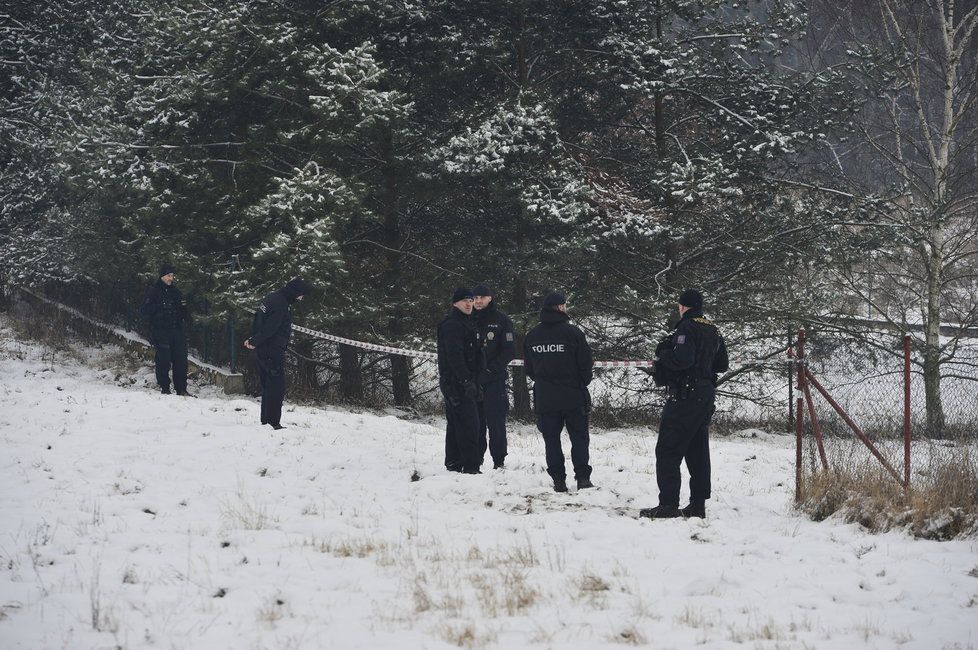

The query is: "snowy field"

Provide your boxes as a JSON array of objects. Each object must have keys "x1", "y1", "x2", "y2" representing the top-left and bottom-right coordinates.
[{"x1": 1, "y1": 320, "x2": 977, "y2": 650}]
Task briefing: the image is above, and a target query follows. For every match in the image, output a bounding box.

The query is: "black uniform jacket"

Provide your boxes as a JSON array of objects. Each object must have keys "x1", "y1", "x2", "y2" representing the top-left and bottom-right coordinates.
[
  {"x1": 437, "y1": 307, "x2": 483, "y2": 399},
  {"x1": 657, "y1": 308, "x2": 729, "y2": 384},
  {"x1": 523, "y1": 308, "x2": 593, "y2": 413},
  {"x1": 249, "y1": 281, "x2": 308, "y2": 354},
  {"x1": 139, "y1": 280, "x2": 187, "y2": 332},
  {"x1": 475, "y1": 302, "x2": 516, "y2": 386}
]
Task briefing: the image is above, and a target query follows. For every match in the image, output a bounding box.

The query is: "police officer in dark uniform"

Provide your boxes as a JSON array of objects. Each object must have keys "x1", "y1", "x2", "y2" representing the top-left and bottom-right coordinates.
[
  {"x1": 437, "y1": 287, "x2": 484, "y2": 474},
  {"x1": 139, "y1": 263, "x2": 191, "y2": 396},
  {"x1": 472, "y1": 283, "x2": 516, "y2": 469},
  {"x1": 641, "y1": 289, "x2": 729, "y2": 519},
  {"x1": 523, "y1": 291, "x2": 595, "y2": 492},
  {"x1": 243, "y1": 277, "x2": 313, "y2": 430}
]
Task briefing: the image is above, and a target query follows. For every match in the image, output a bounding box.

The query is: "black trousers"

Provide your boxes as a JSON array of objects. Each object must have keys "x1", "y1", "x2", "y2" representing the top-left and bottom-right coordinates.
[
  {"x1": 256, "y1": 351, "x2": 287, "y2": 426},
  {"x1": 655, "y1": 384, "x2": 716, "y2": 507},
  {"x1": 537, "y1": 408, "x2": 591, "y2": 482},
  {"x1": 445, "y1": 393, "x2": 481, "y2": 472},
  {"x1": 478, "y1": 380, "x2": 508, "y2": 466},
  {"x1": 152, "y1": 329, "x2": 188, "y2": 393}
]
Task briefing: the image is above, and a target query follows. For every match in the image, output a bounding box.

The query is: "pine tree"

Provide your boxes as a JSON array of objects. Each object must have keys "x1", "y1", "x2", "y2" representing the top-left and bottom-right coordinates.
[{"x1": 0, "y1": 1, "x2": 144, "y2": 296}]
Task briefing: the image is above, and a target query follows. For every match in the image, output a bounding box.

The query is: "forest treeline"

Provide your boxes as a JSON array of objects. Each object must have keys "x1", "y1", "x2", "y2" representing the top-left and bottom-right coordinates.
[{"x1": 2, "y1": 1, "x2": 976, "y2": 426}]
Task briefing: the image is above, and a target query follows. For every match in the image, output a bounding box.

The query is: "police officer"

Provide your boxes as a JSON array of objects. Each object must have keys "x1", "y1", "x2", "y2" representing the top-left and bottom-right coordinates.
[
  {"x1": 473, "y1": 283, "x2": 516, "y2": 469},
  {"x1": 243, "y1": 277, "x2": 313, "y2": 430},
  {"x1": 437, "y1": 287, "x2": 484, "y2": 474},
  {"x1": 641, "y1": 289, "x2": 729, "y2": 519},
  {"x1": 523, "y1": 291, "x2": 595, "y2": 492},
  {"x1": 139, "y1": 263, "x2": 191, "y2": 396}
]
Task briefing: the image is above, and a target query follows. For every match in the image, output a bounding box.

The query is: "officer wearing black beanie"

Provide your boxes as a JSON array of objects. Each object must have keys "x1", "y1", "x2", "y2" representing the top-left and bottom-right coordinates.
[
  {"x1": 523, "y1": 291, "x2": 595, "y2": 493},
  {"x1": 473, "y1": 283, "x2": 516, "y2": 469},
  {"x1": 139, "y1": 263, "x2": 191, "y2": 395},
  {"x1": 436, "y1": 287, "x2": 485, "y2": 473},
  {"x1": 641, "y1": 288, "x2": 729, "y2": 520}
]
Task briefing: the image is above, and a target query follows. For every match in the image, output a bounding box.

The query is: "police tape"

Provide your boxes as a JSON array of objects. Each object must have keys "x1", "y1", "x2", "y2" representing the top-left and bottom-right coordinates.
[
  {"x1": 12, "y1": 286, "x2": 655, "y2": 369},
  {"x1": 291, "y1": 324, "x2": 656, "y2": 368},
  {"x1": 291, "y1": 325, "x2": 439, "y2": 360}
]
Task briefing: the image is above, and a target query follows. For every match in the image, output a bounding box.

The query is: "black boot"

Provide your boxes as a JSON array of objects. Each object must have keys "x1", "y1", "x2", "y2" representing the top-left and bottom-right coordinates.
[
  {"x1": 577, "y1": 478, "x2": 595, "y2": 490},
  {"x1": 681, "y1": 499, "x2": 706, "y2": 519},
  {"x1": 639, "y1": 505, "x2": 681, "y2": 519},
  {"x1": 462, "y1": 467, "x2": 482, "y2": 475},
  {"x1": 553, "y1": 478, "x2": 568, "y2": 493},
  {"x1": 269, "y1": 423, "x2": 286, "y2": 430},
  {"x1": 160, "y1": 387, "x2": 171, "y2": 395}
]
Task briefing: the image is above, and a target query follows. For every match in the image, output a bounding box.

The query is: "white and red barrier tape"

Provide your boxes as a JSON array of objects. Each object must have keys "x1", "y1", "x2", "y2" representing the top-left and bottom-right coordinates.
[
  {"x1": 292, "y1": 325, "x2": 439, "y2": 360},
  {"x1": 14, "y1": 287, "x2": 655, "y2": 369},
  {"x1": 292, "y1": 324, "x2": 656, "y2": 368}
]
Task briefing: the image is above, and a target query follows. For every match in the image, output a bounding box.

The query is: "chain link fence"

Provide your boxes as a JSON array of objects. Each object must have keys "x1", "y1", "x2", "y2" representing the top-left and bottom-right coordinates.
[
  {"x1": 793, "y1": 329, "x2": 978, "y2": 494},
  {"x1": 6, "y1": 284, "x2": 978, "y2": 450}
]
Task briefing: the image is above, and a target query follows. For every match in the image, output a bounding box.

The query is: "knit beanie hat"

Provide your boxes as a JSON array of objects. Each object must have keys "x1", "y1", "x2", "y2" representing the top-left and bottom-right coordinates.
[
  {"x1": 472, "y1": 283, "x2": 493, "y2": 297},
  {"x1": 451, "y1": 287, "x2": 475, "y2": 303},
  {"x1": 678, "y1": 288, "x2": 703, "y2": 311},
  {"x1": 543, "y1": 291, "x2": 566, "y2": 308}
]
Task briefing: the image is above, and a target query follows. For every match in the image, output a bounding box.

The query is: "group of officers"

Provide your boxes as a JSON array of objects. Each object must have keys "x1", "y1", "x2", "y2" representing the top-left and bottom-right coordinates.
[
  {"x1": 437, "y1": 284, "x2": 729, "y2": 520},
  {"x1": 139, "y1": 264, "x2": 312, "y2": 430},
  {"x1": 142, "y1": 264, "x2": 728, "y2": 520}
]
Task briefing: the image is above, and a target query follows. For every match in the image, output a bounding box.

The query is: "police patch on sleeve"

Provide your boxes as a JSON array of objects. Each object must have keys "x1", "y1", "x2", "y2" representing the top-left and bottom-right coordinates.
[
  {"x1": 487, "y1": 332, "x2": 495, "y2": 341},
  {"x1": 676, "y1": 335, "x2": 686, "y2": 344}
]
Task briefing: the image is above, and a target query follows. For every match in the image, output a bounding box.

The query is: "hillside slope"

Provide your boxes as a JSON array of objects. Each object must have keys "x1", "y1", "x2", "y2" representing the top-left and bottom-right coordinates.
[{"x1": 0, "y1": 319, "x2": 976, "y2": 649}]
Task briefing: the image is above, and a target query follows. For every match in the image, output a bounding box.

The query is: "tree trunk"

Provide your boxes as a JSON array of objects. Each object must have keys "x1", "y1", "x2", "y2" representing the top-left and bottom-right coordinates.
[
  {"x1": 338, "y1": 343, "x2": 364, "y2": 403},
  {"x1": 505, "y1": 4, "x2": 533, "y2": 421},
  {"x1": 0, "y1": 269, "x2": 8, "y2": 311},
  {"x1": 922, "y1": 233, "x2": 945, "y2": 434},
  {"x1": 511, "y1": 277, "x2": 532, "y2": 422},
  {"x1": 293, "y1": 337, "x2": 319, "y2": 398},
  {"x1": 380, "y1": 126, "x2": 412, "y2": 406},
  {"x1": 390, "y1": 355, "x2": 412, "y2": 406},
  {"x1": 511, "y1": 224, "x2": 533, "y2": 421},
  {"x1": 654, "y1": 1, "x2": 666, "y2": 159}
]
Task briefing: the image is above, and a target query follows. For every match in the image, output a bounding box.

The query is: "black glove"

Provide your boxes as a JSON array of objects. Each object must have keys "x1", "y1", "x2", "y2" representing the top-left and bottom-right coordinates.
[
  {"x1": 655, "y1": 335, "x2": 673, "y2": 357},
  {"x1": 462, "y1": 380, "x2": 478, "y2": 401}
]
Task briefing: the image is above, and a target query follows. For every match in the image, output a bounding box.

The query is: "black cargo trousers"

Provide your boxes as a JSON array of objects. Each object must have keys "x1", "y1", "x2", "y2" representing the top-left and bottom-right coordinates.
[
  {"x1": 478, "y1": 379, "x2": 508, "y2": 466},
  {"x1": 256, "y1": 348, "x2": 286, "y2": 427},
  {"x1": 655, "y1": 380, "x2": 716, "y2": 507},
  {"x1": 152, "y1": 328, "x2": 188, "y2": 393}
]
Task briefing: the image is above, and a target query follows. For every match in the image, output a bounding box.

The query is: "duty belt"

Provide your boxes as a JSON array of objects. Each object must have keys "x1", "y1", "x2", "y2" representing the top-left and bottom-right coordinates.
[{"x1": 667, "y1": 377, "x2": 711, "y2": 400}]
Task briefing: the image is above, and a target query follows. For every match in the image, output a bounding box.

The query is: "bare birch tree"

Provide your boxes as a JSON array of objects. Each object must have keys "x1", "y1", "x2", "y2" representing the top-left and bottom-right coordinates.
[{"x1": 808, "y1": 0, "x2": 978, "y2": 433}]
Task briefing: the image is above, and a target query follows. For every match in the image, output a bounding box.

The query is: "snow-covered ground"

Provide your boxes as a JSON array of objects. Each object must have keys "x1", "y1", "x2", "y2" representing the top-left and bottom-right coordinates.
[{"x1": 1, "y1": 319, "x2": 976, "y2": 650}]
